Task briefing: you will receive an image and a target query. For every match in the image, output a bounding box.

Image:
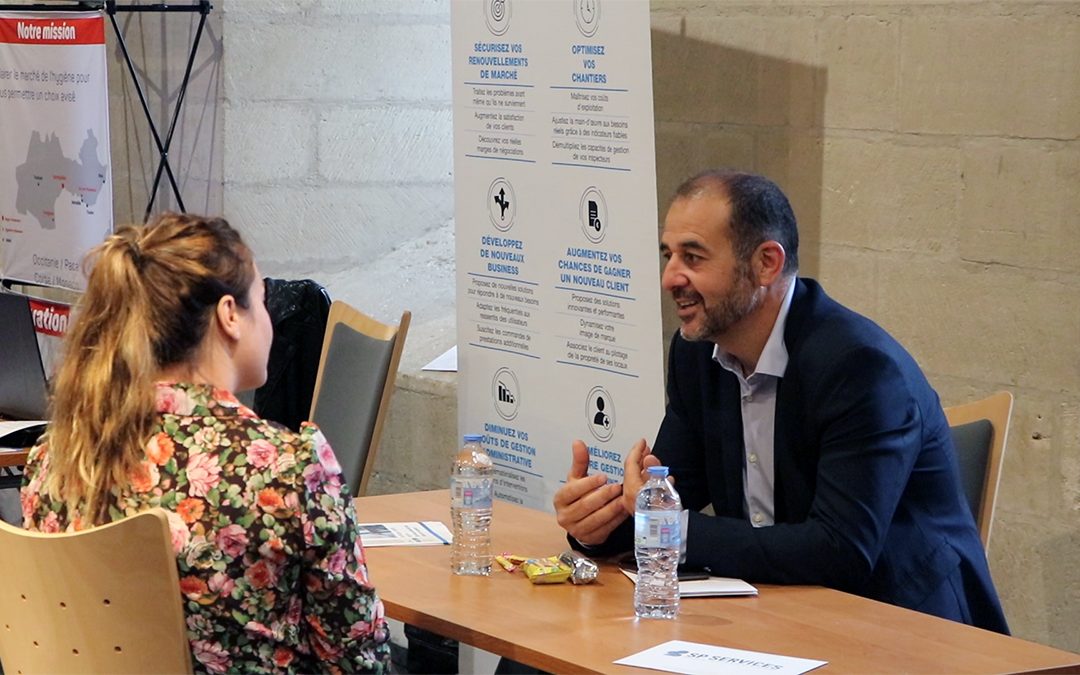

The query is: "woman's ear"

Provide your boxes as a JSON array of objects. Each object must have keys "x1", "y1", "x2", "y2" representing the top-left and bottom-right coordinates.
[{"x1": 215, "y1": 294, "x2": 243, "y2": 342}]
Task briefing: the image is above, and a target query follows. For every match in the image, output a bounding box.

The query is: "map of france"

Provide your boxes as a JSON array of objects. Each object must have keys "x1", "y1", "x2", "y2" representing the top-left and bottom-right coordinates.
[{"x1": 14, "y1": 128, "x2": 107, "y2": 229}]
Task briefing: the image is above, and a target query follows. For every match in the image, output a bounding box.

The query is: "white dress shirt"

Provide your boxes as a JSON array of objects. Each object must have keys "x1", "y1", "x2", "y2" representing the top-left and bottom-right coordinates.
[{"x1": 711, "y1": 279, "x2": 796, "y2": 527}]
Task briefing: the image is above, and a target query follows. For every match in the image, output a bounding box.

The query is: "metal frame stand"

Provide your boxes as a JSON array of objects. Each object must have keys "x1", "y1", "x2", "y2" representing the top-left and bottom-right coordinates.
[{"x1": 0, "y1": 1, "x2": 214, "y2": 220}]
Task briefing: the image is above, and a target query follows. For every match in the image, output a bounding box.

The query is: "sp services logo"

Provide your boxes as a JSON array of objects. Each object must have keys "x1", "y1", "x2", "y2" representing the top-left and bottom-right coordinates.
[{"x1": 661, "y1": 648, "x2": 785, "y2": 669}]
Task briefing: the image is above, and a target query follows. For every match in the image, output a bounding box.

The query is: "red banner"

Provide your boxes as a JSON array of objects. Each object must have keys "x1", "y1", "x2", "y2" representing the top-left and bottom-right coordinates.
[
  {"x1": 0, "y1": 16, "x2": 105, "y2": 46},
  {"x1": 27, "y1": 298, "x2": 70, "y2": 337}
]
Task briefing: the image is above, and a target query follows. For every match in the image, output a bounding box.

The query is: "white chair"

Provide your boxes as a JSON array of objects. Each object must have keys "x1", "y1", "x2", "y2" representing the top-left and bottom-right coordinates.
[{"x1": 0, "y1": 507, "x2": 192, "y2": 674}]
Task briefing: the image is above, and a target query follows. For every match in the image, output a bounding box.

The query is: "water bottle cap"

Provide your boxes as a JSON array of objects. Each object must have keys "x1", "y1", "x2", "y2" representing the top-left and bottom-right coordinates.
[
  {"x1": 647, "y1": 466, "x2": 669, "y2": 477},
  {"x1": 463, "y1": 434, "x2": 484, "y2": 442}
]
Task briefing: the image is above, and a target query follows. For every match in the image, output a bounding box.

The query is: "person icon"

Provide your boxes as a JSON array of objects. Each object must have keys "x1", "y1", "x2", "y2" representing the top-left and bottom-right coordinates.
[{"x1": 593, "y1": 395, "x2": 609, "y2": 429}]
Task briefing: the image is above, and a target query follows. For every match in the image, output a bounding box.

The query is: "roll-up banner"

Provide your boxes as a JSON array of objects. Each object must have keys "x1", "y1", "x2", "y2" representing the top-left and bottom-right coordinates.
[
  {"x1": 452, "y1": 0, "x2": 665, "y2": 512},
  {"x1": 0, "y1": 11, "x2": 112, "y2": 292}
]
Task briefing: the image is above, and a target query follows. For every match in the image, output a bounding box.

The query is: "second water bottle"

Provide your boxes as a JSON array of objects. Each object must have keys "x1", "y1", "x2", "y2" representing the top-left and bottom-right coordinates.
[{"x1": 450, "y1": 433, "x2": 493, "y2": 575}]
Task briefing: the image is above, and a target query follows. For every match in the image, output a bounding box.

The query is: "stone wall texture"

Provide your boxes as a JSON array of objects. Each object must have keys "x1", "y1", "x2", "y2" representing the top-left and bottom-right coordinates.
[
  {"x1": 221, "y1": 0, "x2": 452, "y2": 271},
  {"x1": 650, "y1": 0, "x2": 1080, "y2": 651}
]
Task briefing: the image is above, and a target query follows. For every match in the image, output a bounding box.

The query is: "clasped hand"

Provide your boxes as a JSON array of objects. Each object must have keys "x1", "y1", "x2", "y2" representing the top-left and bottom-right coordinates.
[{"x1": 552, "y1": 438, "x2": 664, "y2": 546}]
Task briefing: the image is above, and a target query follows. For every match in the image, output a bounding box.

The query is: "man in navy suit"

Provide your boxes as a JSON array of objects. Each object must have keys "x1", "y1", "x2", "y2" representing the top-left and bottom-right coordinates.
[{"x1": 554, "y1": 169, "x2": 1009, "y2": 634}]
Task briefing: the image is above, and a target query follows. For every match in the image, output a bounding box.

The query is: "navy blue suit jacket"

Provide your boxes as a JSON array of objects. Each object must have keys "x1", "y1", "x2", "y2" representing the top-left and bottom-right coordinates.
[{"x1": 589, "y1": 278, "x2": 1008, "y2": 634}]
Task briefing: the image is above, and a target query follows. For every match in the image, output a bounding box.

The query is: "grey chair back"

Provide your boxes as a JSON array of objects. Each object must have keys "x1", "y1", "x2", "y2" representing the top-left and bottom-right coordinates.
[
  {"x1": 309, "y1": 301, "x2": 410, "y2": 497},
  {"x1": 943, "y1": 391, "x2": 1013, "y2": 549},
  {"x1": 950, "y1": 419, "x2": 993, "y2": 526}
]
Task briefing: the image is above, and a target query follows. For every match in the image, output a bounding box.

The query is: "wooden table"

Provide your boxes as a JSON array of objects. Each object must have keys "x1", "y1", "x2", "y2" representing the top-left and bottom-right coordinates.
[
  {"x1": 0, "y1": 449, "x2": 28, "y2": 490},
  {"x1": 356, "y1": 490, "x2": 1080, "y2": 674},
  {"x1": 0, "y1": 449, "x2": 29, "y2": 469}
]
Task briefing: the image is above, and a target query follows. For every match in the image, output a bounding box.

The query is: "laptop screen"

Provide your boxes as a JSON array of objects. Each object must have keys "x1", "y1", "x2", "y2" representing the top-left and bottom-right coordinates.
[{"x1": 0, "y1": 292, "x2": 50, "y2": 420}]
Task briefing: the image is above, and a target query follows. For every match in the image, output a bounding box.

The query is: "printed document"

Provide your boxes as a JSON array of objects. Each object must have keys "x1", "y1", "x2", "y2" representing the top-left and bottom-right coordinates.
[{"x1": 356, "y1": 521, "x2": 453, "y2": 547}]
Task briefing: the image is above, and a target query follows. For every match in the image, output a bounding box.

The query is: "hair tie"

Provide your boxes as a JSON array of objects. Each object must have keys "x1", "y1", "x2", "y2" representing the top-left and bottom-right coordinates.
[{"x1": 127, "y1": 239, "x2": 145, "y2": 270}]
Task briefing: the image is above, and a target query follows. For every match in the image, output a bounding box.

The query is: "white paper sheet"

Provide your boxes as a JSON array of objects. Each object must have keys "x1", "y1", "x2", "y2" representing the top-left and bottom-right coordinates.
[
  {"x1": 0, "y1": 420, "x2": 47, "y2": 448},
  {"x1": 621, "y1": 569, "x2": 758, "y2": 597},
  {"x1": 356, "y1": 521, "x2": 453, "y2": 547},
  {"x1": 422, "y1": 345, "x2": 457, "y2": 372},
  {"x1": 614, "y1": 640, "x2": 827, "y2": 675}
]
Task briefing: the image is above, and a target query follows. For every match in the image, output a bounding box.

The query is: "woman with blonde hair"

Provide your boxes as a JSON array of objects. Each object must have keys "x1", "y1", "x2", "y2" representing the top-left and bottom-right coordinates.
[{"x1": 20, "y1": 213, "x2": 390, "y2": 674}]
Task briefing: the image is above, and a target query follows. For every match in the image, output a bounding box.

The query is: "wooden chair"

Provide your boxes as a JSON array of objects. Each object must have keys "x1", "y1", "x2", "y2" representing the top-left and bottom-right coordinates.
[
  {"x1": 0, "y1": 508, "x2": 192, "y2": 674},
  {"x1": 309, "y1": 300, "x2": 410, "y2": 497},
  {"x1": 944, "y1": 391, "x2": 1014, "y2": 550}
]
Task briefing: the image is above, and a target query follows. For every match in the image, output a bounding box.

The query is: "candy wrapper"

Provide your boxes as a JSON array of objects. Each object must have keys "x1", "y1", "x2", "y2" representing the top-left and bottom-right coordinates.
[
  {"x1": 495, "y1": 554, "x2": 529, "y2": 573},
  {"x1": 521, "y1": 556, "x2": 573, "y2": 584},
  {"x1": 559, "y1": 549, "x2": 599, "y2": 585}
]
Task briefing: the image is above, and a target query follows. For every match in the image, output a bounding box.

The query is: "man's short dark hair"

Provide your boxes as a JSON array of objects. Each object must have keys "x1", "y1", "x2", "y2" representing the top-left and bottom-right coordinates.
[{"x1": 674, "y1": 169, "x2": 799, "y2": 275}]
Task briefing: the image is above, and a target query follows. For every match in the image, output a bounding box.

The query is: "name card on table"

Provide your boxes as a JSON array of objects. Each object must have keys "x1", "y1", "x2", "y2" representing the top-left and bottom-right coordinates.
[{"x1": 614, "y1": 640, "x2": 826, "y2": 675}]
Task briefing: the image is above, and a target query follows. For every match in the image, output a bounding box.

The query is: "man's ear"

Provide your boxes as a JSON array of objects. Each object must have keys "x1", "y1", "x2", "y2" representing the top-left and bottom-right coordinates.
[
  {"x1": 753, "y1": 240, "x2": 786, "y2": 286},
  {"x1": 215, "y1": 294, "x2": 242, "y2": 342}
]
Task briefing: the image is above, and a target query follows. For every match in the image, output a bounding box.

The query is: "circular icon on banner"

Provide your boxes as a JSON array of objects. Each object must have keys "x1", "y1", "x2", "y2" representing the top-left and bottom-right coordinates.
[
  {"x1": 586, "y1": 385, "x2": 614, "y2": 442},
  {"x1": 492, "y1": 367, "x2": 520, "y2": 421},
  {"x1": 488, "y1": 177, "x2": 516, "y2": 231},
  {"x1": 575, "y1": 0, "x2": 600, "y2": 38},
  {"x1": 579, "y1": 186, "x2": 607, "y2": 244},
  {"x1": 485, "y1": 0, "x2": 511, "y2": 36}
]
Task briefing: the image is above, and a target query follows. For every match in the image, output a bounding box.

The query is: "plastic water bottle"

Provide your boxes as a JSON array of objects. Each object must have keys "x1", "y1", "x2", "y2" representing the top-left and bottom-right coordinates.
[
  {"x1": 450, "y1": 433, "x2": 493, "y2": 575},
  {"x1": 634, "y1": 465, "x2": 682, "y2": 619}
]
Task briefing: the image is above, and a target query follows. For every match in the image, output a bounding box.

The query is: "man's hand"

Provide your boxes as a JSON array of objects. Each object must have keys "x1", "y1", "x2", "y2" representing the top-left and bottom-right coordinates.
[
  {"x1": 553, "y1": 439, "x2": 628, "y2": 545},
  {"x1": 621, "y1": 438, "x2": 662, "y2": 516}
]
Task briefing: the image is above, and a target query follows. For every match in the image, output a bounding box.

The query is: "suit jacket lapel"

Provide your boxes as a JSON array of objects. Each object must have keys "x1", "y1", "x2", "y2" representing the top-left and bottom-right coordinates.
[
  {"x1": 713, "y1": 363, "x2": 746, "y2": 518},
  {"x1": 774, "y1": 278, "x2": 813, "y2": 522}
]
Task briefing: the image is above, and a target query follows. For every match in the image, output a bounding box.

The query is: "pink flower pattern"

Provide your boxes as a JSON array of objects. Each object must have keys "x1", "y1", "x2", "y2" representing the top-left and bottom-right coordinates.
[
  {"x1": 186, "y1": 451, "x2": 222, "y2": 498},
  {"x1": 247, "y1": 439, "x2": 278, "y2": 470},
  {"x1": 21, "y1": 382, "x2": 388, "y2": 674}
]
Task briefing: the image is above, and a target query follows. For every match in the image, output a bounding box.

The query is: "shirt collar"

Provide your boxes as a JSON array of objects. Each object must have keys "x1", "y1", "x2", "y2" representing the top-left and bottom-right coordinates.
[
  {"x1": 712, "y1": 277, "x2": 796, "y2": 379},
  {"x1": 154, "y1": 381, "x2": 246, "y2": 417}
]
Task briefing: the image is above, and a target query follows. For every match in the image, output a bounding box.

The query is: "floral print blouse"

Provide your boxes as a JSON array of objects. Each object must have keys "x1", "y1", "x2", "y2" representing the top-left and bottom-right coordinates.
[{"x1": 21, "y1": 382, "x2": 390, "y2": 674}]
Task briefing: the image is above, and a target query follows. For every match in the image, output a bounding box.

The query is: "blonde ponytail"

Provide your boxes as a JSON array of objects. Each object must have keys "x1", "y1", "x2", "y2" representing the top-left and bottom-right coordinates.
[{"x1": 42, "y1": 214, "x2": 254, "y2": 524}]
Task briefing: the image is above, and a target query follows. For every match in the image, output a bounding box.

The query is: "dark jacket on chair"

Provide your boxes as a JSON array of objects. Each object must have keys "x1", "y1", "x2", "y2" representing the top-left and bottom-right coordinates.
[{"x1": 253, "y1": 278, "x2": 331, "y2": 432}]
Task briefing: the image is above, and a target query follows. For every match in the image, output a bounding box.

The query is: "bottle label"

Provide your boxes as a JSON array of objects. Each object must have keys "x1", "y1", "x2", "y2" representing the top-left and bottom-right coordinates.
[
  {"x1": 634, "y1": 511, "x2": 681, "y2": 548},
  {"x1": 451, "y1": 477, "x2": 493, "y2": 509}
]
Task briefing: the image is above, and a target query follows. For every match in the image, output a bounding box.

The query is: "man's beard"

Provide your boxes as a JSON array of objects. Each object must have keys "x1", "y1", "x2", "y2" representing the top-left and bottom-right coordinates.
[{"x1": 678, "y1": 261, "x2": 763, "y2": 342}]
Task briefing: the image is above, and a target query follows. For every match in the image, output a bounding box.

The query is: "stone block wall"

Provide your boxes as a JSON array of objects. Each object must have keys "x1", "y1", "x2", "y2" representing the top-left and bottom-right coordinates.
[
  {"x1": 651, "y1": 0, "x2": 1079, "y2": 650},
  {"x1": 220, "y1": 0, "x2": 453, "y2": 271}
]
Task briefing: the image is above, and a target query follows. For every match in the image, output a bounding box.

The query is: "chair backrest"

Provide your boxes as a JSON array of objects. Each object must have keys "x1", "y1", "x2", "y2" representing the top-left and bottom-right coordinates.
[
  {"x1": 309, "y1": 300, "x2": 410, "y2": 497},
  {"x1": 944, "y1": 391, "x2": 1014, "y2": 550},
  {"x1": 0, "y1": 508, "x2": 192, "y2": 674}
]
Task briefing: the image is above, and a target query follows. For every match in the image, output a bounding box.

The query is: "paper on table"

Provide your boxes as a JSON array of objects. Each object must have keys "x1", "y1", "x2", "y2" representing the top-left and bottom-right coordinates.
[
  {"x1": 614, "y1": 639, "x2": 826, "y2": 675},
  {"x1": 0, "y1": 420, "x2": 47, "y2": 448},
  {"x1": 621, "y1": 569, "x2": 757, "y2": 597},
  {"x1": 356, "y1": 521, "x2": 453, "y2": 547},
  {"x1": 422, "y1": 345, "x2": 457, "y2": 372}
]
